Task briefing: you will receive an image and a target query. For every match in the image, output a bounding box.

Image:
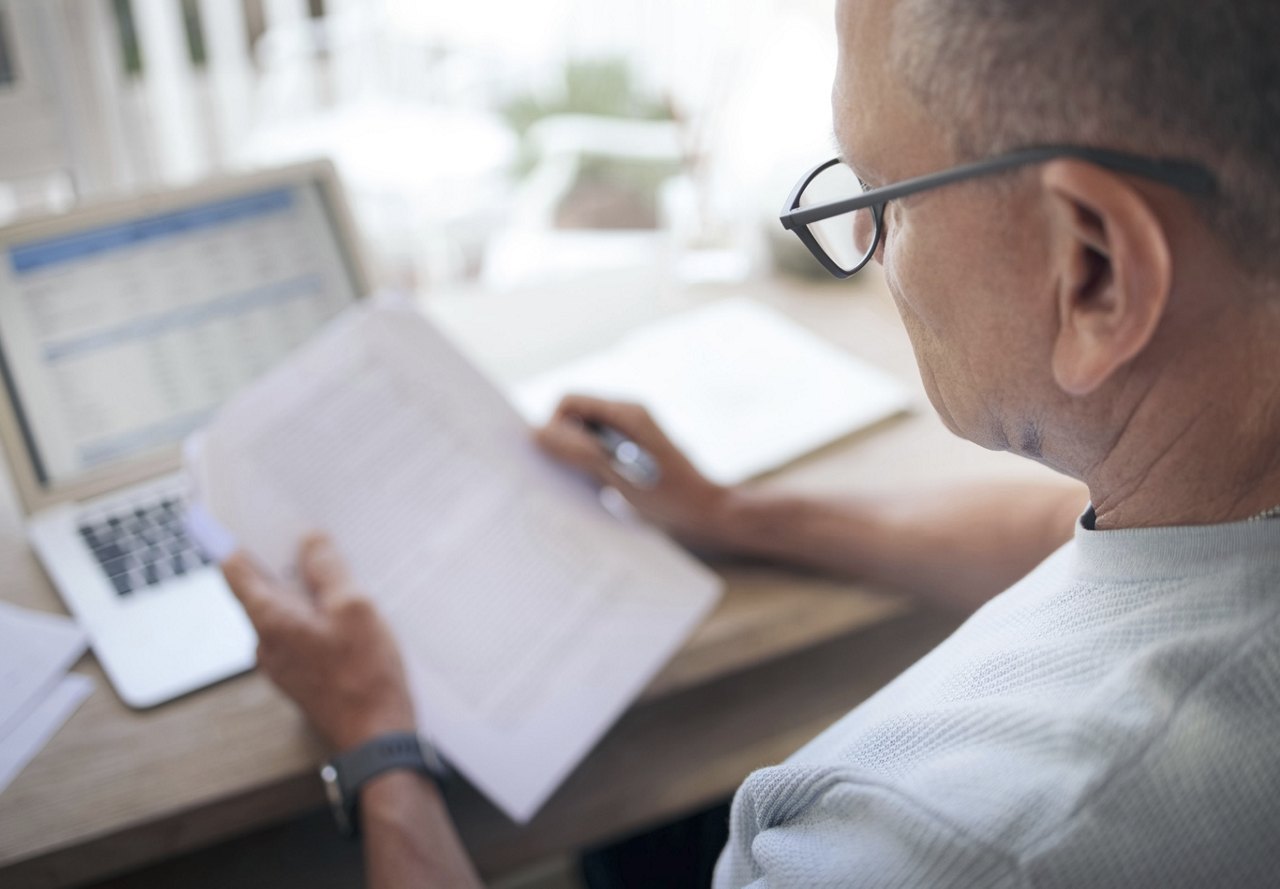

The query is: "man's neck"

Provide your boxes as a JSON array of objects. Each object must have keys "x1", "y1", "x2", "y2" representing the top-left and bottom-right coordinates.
[{"x1": 1084, "y1": 357, "x2": 1280, "y2": 531}]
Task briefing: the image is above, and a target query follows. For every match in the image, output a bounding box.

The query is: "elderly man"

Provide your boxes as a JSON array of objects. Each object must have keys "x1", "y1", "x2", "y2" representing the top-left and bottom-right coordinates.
[{"x1": 223, "y1": 0, "x2": 1280, "y2": 885}]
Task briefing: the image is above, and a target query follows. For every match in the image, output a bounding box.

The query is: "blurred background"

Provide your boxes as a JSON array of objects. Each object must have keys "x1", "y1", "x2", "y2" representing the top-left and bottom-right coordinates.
[{"x1": 0, "y1": 0, "x2": 841, "y2": 297}]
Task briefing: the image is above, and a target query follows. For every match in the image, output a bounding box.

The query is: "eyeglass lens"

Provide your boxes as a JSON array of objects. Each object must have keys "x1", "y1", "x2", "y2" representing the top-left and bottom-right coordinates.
[{"x1": 798, "y1": 162, "x2": 878, "y2": 273}]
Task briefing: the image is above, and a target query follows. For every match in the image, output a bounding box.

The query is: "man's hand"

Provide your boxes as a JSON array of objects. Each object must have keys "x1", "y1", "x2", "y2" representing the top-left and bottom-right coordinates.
[
  {"x1": 222, "y1": 535, "x2": 414, "y2": 752},
  {"x1": 225, "y1": 538, "x2": 482, "y2": 887},
  {"x1": 535, "y1": 395, "x2": 1085, "y2": 610},
  {"x1": 535, "y1": 394, "x2": 744, "y2": 552}
]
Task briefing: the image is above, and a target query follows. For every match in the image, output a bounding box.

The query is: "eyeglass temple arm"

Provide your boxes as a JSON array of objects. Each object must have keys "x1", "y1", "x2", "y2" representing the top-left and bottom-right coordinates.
[{"x1": 781, "y1": 145, "x2": 1216, "y2": 229}]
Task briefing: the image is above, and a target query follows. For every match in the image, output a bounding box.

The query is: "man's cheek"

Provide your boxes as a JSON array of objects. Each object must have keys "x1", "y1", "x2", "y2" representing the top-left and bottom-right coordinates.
[
  {"x1": 881, "y1": 230, "x2": 927, "y2": 324},
  {"x1": 887, "y1": 218, "x2": 966, "y2": 336}
]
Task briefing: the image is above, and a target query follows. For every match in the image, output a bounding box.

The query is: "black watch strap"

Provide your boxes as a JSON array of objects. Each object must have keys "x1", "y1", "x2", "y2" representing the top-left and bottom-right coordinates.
[{"x1": 320, "y1": 731, "x2": 446, "y2": 836}]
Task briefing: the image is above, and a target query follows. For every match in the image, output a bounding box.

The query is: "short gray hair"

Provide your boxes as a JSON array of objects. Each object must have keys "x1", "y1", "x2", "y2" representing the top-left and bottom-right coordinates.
[{"x1": 891, "y1": 0, "x2": 1280, "y2": 274}]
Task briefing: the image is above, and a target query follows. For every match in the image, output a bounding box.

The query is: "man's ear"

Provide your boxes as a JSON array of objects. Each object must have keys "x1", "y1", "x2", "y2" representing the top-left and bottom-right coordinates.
[{"x1": 1040, "y1": 160, "x2": 1173, "y2": 396}]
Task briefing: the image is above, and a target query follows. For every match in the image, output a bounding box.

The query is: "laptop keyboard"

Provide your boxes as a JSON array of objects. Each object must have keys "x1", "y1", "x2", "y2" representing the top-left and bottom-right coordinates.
[{"x1": 77, "y1": 496, "x2": 213, "y2": 596}]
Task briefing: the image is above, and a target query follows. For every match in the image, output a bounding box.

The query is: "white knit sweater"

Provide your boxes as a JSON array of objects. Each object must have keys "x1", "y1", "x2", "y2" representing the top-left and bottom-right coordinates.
[{"x1": 714, "y1": 512, "x2": 1280, "y2": 887}]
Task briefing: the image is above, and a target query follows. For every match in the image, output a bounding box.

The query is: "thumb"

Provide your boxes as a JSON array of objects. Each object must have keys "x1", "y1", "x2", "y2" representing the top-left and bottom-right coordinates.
[{"x1": 298, "y1": 534, "x2": 353, "y2": 607}]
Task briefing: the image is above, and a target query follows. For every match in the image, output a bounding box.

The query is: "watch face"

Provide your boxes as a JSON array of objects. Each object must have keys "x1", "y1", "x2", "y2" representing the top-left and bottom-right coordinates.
[
  {"x1": 319, "y1": 732, "x2": 440, "y2": 838},
  {"x1": 418, "y1": 736, "x2": 448, "y2": 779},
  {"x1": 319, "y1": 763, "x2": 353, "y2": 836}
]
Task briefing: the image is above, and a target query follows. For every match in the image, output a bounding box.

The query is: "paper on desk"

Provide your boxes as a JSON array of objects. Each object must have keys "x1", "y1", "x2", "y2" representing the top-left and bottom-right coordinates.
[
  {"x1": 0, "y1": 674, "x2": 93, "y2": 795},
  {"x1": 0, "y1": 601, "x2": 87, "y2": 739},
  {"x1": 186, "y1": 303, "x2": 722, "y2": 823},
  {"x1": 511, "y1": 297, "x2": 912, "y2": 485}
]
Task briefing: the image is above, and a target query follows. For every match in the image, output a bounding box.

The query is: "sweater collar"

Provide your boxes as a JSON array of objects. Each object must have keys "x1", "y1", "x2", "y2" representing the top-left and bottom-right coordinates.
[{"x1": 1072, "y1": 504, "x2": 1280, "y2": 583}]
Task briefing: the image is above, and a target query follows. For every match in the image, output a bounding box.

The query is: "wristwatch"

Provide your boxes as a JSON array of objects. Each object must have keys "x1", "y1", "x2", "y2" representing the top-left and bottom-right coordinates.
[{"x1": 319, "y1": 731, "x2": 448, "y2": 837}]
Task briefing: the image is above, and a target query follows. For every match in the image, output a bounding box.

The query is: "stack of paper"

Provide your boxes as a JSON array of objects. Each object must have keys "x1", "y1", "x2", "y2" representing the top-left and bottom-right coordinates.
[
  {"x1": 511, "y1": 297, "x2": 913, "y2": 485},
  {"x1": 0, "y1": 602, "x2": 92, "y2": 795},
  {"x1": 187, "y1": 303, "x2": 722, "y2": 823}
]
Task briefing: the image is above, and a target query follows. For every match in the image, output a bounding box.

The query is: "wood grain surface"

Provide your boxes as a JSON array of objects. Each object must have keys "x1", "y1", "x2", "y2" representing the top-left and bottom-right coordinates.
[{"x1": 0, "y1": 273, "x2": 1059, "y2": 887}]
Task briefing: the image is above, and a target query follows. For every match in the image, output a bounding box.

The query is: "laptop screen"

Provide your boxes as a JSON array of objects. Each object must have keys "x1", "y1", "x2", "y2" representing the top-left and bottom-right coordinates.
[{"x1": 0, "y1": 176, "x2": 361, "y2": 488}]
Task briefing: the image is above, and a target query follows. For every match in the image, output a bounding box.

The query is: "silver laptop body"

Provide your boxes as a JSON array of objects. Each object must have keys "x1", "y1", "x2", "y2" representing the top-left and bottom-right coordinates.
[{"x1": 0, "y1": 160, "x2": 368, "y2": 707}]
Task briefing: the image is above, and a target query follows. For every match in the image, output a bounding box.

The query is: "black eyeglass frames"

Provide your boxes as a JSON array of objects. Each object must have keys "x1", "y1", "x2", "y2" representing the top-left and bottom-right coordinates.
[{"x1": 779, "y1": 144, "x2": 1217, "y2": 280}]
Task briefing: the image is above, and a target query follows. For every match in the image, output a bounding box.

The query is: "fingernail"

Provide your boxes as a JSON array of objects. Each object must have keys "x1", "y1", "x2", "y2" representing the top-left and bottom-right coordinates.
[{"x1": 301, "y1": 532, "x2": 329, "y2": 553}]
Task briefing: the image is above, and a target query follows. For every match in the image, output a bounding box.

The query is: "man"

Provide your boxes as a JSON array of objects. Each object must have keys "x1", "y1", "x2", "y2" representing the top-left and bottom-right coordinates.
[{"x1": 224, "y1": 0, "x2": 1280, "y2": 884}]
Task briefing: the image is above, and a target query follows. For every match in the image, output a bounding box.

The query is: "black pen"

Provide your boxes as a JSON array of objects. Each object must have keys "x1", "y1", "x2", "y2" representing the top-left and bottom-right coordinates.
[{"x1": 584, "y1": 420, "x2": 662, "y2": 489}]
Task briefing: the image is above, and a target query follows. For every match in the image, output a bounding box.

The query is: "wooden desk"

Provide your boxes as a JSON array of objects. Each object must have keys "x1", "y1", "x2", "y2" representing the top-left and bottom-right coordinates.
[{"x1": 0, "y1": 273, "x2": 1058, "y2": 887}]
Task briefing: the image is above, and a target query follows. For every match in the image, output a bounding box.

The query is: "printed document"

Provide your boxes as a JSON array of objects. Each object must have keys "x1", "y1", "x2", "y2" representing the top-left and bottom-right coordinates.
[
  {"x1": 0, "y1": 675, "x2": 93, "y2": 795},
  {"x1": 0, "y1": 602, "x2": 91, "y2": 795},
  {"x1": 0, "y1": 602, "x2": 86, "y2": 739},
  {"x1": 186, "y1": 303, "x2": 722, "y2": 822},
  {"x1": 512, "y1": 298, "x2": 912, "y2": 485}
]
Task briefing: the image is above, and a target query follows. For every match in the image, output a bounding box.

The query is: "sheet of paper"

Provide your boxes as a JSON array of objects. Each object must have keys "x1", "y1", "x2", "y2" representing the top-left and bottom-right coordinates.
[
  {"x1": 511, "y1": 297, "x2": 912, "y2": 485},
  {"x1": 188, "y1": 303, "x2": 722, "y2": 822},
  {"x1": 0, "y1": 673, "x2": 93, "y2": 796},
  {"x1": 0, "y1": 602, "x2": 87, "y2": 740}
]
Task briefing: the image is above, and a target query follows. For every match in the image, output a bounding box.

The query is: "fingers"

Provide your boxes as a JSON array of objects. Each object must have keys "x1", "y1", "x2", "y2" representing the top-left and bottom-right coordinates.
[
  {"x1": 551, "y1": 395, "x2": 659, "y2": 442},
  {"x1": 539, "y1": 395, "x2": 667, "y2": 482},
  {"x1": 299, "y1": 534, "x2": 352, "y2": 608},
  {"x1": 535, "y1": 417, "x2": 613, "y2": 476},
  {"x1": 223, "y1": 552, "x2": 289, "y2": 627},
  {"x1": 536, "y1": 412, "x2": 644, "y2": 492},
  {"x1": 223, "y1": 535, "x2": 355, "y2": 625}
]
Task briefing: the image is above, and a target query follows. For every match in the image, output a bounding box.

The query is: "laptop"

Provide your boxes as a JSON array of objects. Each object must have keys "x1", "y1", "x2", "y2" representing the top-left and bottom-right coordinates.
[{"x1": 0, "y1": 160, "x2": 369, "y2": 707}]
